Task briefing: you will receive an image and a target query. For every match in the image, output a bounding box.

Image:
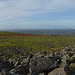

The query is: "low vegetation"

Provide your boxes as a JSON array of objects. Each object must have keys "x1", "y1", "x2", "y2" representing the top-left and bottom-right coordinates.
[
  {"x1": 0, "y1": 32, "x2": 75, "y2": 56},
  {"x1": 0, "y1": 31, "x2": 75, "y2": 75},
  {"x1": 0, "y1": 31, "x2": 75, "y2": 58}
]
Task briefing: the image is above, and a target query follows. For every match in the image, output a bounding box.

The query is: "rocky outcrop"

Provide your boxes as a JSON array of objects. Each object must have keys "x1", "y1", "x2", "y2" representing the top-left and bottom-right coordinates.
[
  {"x1": 30, "y1": 56, "x2": 58, "y2": 73},
  {"x1": 0, "y1": 48, "x2": 74, "y2": 75},
  {"x1": 0, "y1": 61, "x2": 11, "y2": 72},
  {"x1": 10, "y1": 64, "x2": 29, "y2": 75},
  {"x1": 48, "y1": 67, "x2": 68, "y2": 75},
  {"x1": 0, "y1": 69, "x2": 11, "y2": 75}
]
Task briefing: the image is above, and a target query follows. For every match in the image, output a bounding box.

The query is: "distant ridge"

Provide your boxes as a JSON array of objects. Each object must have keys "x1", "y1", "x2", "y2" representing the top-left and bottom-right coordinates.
[{"x1": 0, "y1": 31, "x2": 47, "y2": 36}]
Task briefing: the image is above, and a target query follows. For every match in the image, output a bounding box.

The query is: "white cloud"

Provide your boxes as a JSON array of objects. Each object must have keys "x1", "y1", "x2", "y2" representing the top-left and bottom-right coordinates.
[
  {"x1": 0, "y1": 0, "x2": 75, "y2": 30},
  {"x1": 0, "y1": 0, "x2": 75, "y2": 21},
  {"x1": 0, "y1": 19, "x2": 75, "y2": 29}
]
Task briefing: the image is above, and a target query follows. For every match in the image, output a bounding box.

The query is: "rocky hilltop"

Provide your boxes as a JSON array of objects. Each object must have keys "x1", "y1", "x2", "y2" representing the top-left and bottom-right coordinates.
[{"x1": 0, "y1": 47, "x2": 75, "y2": 75}]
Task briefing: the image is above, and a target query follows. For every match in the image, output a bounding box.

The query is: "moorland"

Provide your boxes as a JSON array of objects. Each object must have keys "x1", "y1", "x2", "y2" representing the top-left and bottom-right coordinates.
[{"x1": 0, "y1": 31, "x2": 75, "y2": 75}]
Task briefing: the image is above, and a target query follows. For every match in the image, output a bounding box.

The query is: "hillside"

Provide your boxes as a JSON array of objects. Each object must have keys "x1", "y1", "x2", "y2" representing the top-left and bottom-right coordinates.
[
  {"x1": 0, "y1": 31, "x2": 75, "y2": 75},
  {"x1": 0, "y1": 31, "x2": 75, "y2": 56}
]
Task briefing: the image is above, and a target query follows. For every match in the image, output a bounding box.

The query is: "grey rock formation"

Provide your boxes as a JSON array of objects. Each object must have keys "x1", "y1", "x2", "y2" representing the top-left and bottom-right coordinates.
[
  {"x1": 48, "y1": 67, "x2": 68, "y2": 75},
  {"x1": 30, "y1": 56, "x2": 58, "y2": 73},
  {"x1": 10, "y1": 64, "x2": 29, "y2": 75},
  {"x1": 0, "y1": 61, "x2": 11, "y2": 72}
]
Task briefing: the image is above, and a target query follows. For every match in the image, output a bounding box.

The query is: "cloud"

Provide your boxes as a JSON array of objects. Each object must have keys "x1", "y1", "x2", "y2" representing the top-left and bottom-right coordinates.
[
  {"x1": 0, "y1": 0, "x2": 75, "y2": 21},
  {"x1": 0, "y1": 19, "x2": 75, "y2": 30},
  {"x1": 0, "y1": 0, "x2": 75, "y2": 30}
]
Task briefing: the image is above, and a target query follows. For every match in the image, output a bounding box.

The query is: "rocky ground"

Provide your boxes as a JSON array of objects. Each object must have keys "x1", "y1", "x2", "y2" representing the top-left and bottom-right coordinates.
[{"x1": 0, "y1": 47, "x2": 75, "y2": 75}]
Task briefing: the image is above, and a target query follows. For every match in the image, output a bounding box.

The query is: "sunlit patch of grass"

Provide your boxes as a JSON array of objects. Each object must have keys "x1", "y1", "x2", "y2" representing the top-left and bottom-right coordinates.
[{"x1": 0, "y1": 31, "x2": 75, "y2": 59}]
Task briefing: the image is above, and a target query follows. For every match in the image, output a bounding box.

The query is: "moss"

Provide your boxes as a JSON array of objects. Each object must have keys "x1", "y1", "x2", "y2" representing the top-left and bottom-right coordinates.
[
  {"x1": 68, "y1": 58, "x2": 74, "y2": 61},
  {"x1": 2, "y1": 56, "x2": 7, "y2": 60},
  {"x1": 12, "y1": 57, "x2": 17, "y2": 59},
  {"x1": 70, "y1": 63, "x2": 75, "y2": 69}
]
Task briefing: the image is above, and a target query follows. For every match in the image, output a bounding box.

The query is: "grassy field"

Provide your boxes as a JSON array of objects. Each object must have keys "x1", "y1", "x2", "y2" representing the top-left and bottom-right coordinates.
[{"x1": 0, "y1": 31, "x2": 75, "y2": 59}]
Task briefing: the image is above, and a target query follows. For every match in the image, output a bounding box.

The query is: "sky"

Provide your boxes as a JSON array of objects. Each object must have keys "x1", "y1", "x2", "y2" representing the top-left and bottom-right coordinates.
[{"x1": 0, "y1": 0, "x2": 75, "y2": 30}]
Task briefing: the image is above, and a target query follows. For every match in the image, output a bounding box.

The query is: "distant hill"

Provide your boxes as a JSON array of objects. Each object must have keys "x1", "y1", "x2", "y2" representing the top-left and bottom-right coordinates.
[
  {"x1": 4, "y1": 29, "x2": 75, "y2": 36},
  {"x1": 0, "y1": 31, "x2": 46, "y2": 36}
]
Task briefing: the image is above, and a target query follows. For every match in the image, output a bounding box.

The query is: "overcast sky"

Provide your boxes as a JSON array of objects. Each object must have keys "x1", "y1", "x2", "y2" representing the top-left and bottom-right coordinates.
[{"x1": 0, "y1": 0, "x2": 75, "y2": 30}]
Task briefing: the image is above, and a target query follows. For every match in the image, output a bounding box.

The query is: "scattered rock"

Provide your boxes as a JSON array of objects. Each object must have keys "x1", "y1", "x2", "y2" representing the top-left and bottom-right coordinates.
[
  {"x1": 30, "y1": 56, "x2": 58, "y2": 73},
  {"x1": 1, "y1": 69, "x2": 11, "y2": 75},
  {"x1": 48, "y1": 67, "x2": 69, "y2": 75},
  {"x1": 0, "y1": 48, "x2": 74, "y2": 75},
  {"x1": 10, "y1": 64, "x2": 29, "y2": 75},
  {"x1": 72, "y1": 54, "x2": 75, "y2": 58},
  {"x1": 0, "y1": 61, "x2": 11, "y2": 72}
]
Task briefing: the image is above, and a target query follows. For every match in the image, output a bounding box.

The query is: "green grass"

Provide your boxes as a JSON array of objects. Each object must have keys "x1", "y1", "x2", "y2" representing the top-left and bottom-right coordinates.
[
  {"x1": 0, "y1": 34, "x2": 75, "y2": 51},
  {"x1": 0, "y1": 31, "x2": 75, "y2": 59},
  {"x1": 0, "y1": 31, "x2": 16, "y2": 34}
]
